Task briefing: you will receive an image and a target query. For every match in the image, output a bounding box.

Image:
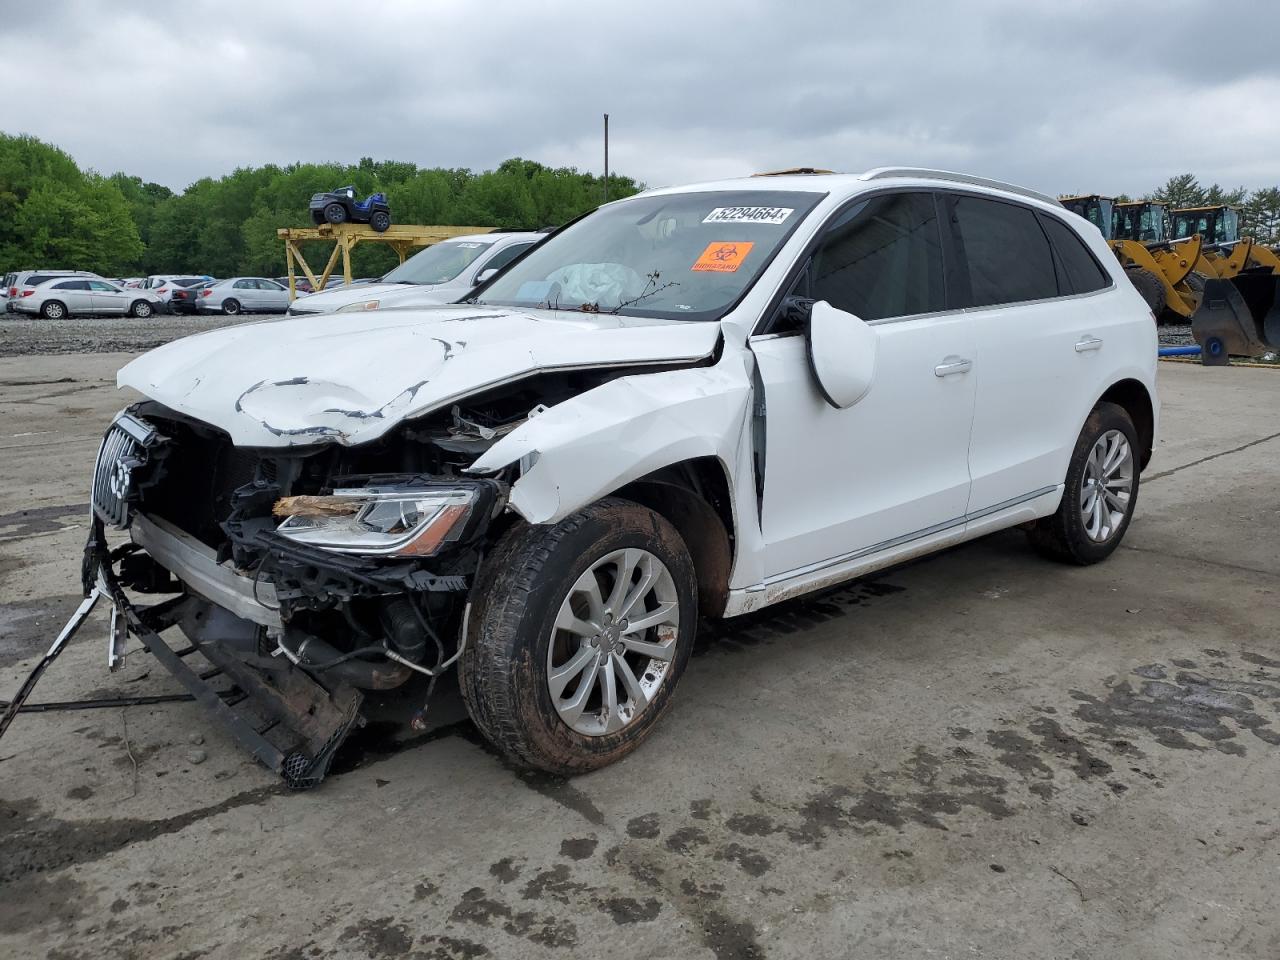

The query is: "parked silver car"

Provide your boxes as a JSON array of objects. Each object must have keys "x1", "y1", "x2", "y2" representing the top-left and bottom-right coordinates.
[
  {"x1": 286, "y1": 232, "x2": 544, "y2": 316},
  {"x1": 14, "y1": 277, "x2": 163, "y2": 319},
  {"x1": 6, "y1": 269, "x2": 102, "y2": 312},
  {"x1": 196, "y1": 277, "x2": 291, "y2": 315}
]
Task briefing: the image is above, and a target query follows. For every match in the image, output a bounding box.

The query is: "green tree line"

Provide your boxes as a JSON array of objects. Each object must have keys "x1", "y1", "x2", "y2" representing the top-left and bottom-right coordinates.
[{"x1": 0, "y1": 133, "x2": 639, "y2": 278}]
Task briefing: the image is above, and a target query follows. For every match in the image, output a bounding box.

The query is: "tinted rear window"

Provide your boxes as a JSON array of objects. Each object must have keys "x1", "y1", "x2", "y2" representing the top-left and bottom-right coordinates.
[
  {"x1": 27, "y1": 274, "x2": 74, "y2": 286},
  {"x1": 174, "y1": 277, "x2": 207, "y2": 287},
  {"x1": 1039, "y1": 214, "x2": 1110, "y2": 295},
  {"x1": 951, "y1": 196, "x2": 1057, "y2": 307}
]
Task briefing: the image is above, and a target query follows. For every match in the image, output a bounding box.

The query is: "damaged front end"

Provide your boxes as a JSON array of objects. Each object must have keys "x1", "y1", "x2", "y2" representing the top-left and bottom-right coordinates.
[{"x1": 83, "y1": 401, "x2": 511, "y2": 788}]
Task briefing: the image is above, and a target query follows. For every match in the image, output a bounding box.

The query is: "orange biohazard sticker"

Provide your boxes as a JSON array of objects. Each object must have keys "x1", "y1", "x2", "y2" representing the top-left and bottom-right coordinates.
[{"x1": 692, "y1": 241, "x2": 754, "y2": 273}]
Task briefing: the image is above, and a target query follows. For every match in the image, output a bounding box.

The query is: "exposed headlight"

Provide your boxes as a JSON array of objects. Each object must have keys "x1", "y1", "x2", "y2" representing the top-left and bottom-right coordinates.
[
  {"x1": 337, "y1": 299, "x2": 380, "y2": 313},
  {"x1": 274, "y1": 486, "x2": 475, "y2": 556}
]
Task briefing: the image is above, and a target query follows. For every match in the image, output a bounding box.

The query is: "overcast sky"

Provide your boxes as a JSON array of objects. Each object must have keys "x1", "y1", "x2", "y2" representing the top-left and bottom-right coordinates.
[{"x1": 6, "y1": 0, "x2": 1280, "y2": 197}]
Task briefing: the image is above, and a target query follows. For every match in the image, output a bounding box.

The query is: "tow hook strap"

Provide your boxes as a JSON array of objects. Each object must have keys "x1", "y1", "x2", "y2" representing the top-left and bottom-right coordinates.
[{"x1": 0, "y1": 589, "x2": 102, "y2": 742}]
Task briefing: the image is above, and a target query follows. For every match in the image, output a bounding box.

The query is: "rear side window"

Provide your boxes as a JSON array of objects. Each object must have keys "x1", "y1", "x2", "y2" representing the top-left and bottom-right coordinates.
[
  {"x1": 54, "y1": 280, "x2": 90, "y2": 290},
  {"x1": 951, "y1": 196, "x2": 1057, "y2": 307},
  {"x1": 479, "y1": 241, "x2": 536, "y2": 276},
  {"x1": 810, "y1": 192, "x2": 945, "y2": 321},
  {"x1": 28, "y1": 274, "x2": 71, "y2": 286},
  {"x1": 1039, "y1": 215, "x2": 1111, "y2": 294}
]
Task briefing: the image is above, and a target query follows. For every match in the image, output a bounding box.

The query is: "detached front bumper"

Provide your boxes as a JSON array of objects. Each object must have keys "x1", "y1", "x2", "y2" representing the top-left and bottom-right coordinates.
[{"x1": 83, "y1": 518, "x2": 363, "y2": 789}]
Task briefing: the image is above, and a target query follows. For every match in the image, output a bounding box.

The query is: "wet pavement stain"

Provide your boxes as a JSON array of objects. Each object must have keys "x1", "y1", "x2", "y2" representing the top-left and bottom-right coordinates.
[
  {"x1": 0, "y1": 785, "x2": 281, "y2": 883},
  {"x1": 558, "y1": 836, "x2": 598, "y2": 860},
  {"x1": 338, "y1": 916, "x2": 414, "y2": 959},
  {"x1": 1072, "y1": 662, "x2": 1280, "y2": 751}
]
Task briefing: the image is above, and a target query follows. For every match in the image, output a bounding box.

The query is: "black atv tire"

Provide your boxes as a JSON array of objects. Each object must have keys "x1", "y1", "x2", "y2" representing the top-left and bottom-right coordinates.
[
  {"x1": 323, "y1": 202, "x2": 348, "y2": 225},
  {"x1": 369, "y1": 211, "x2": 391, "y2": 232},
  {"x1": 459, "y1": 498, "x2": 698, "y2": 775}
]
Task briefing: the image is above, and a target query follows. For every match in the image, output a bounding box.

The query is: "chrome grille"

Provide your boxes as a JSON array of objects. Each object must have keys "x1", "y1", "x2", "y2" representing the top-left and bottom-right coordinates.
[{"x1": 92, "y1": 414, "x2": 158, "y2": 528}]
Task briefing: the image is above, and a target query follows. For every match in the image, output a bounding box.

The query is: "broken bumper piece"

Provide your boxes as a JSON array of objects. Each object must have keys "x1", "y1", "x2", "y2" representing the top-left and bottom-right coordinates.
[{"x1": 85, "y1": 520, "x2": 363, "y2": 789}]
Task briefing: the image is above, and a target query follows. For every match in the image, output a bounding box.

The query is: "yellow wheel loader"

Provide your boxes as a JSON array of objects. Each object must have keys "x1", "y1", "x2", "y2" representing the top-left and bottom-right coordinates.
[
  {"x1": 1172, "y1": 205, "x2": 1280, "y2": 362},
  {"x1": 1060, "y1": 195, "x2": 1200, "y2": 321}
]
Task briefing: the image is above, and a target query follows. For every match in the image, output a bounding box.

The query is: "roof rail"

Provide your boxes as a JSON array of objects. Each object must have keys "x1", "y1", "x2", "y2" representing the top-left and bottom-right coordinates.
[{"x1": 860, "y1": 167, "x2": 1061, "y2": 206}]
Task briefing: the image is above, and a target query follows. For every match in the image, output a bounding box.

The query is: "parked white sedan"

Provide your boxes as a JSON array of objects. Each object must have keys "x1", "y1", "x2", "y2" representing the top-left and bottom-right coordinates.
[
  {"x1": 15, "y1": 277, "x2": 163, "y2": 319},
  {"x1": 196, "y1": 277, "x2": 292, "y2": 315}
]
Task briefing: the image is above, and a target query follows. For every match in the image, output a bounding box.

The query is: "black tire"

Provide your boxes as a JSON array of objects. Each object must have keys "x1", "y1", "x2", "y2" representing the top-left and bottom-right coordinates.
[
  {"x1": 129, "y1": 300, "x2": 154, "y2": 319},
  {"x1": 1125, "y1": 267, "x2": 1165, "y2": 317},
  {"x1": 323, "y1": 202, "x2": 347, "y2": 225},
  {"x1": 222, "y1": 298, "x2": 241, "y2": 316},
  {"x1": 41, "y1": 300, "x2": 67, "y2": 320},
  {"x1": 1027, "y1": 401, "x2": 1140, "y2": 565},
  {"x1": 369, "y1": 210, "x2": 391, "y2": 232},
  {"x1": 459, "y1": 498, "x2": 698, "y2": 774}
]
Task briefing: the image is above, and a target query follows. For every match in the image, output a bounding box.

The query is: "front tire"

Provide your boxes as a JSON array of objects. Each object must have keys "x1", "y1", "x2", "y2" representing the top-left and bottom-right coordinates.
[
  {"x1": 323, "y1": 202, "x2": 347, "y2": 225},
  {"x1": 41, "y1": 300, "x2": 66, "y2": 320},
  {"x1": 129, "y1": 300, "x2": 153, "y2": 318},
  {"x1": 460, "y1": 498, "x2": 697, "y2": 774},
  {"x1": 370, "y1": 211, "x2": 391, "y2": 232},
  {"x1": 221, "y1": 298, "x2": 241, "y2": 315},
  {"x1": 1027, "y1": 401, "x2": 1140, "y2": 565}
]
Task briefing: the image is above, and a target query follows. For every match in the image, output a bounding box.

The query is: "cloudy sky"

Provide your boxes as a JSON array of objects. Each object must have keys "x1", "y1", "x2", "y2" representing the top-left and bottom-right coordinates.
[{"x1": 6, "y1": 0, "x2": 1280, "y2": 196}]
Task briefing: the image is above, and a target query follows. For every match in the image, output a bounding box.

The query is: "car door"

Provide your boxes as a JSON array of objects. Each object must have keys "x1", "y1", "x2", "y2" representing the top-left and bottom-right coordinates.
[
  {"x1": 51, "y1": 280, "x2": 94, "y2": 313},
  {"x1": 88, "y1": 280, "x2": 129, "y2": 314},
  {"x1": 749, "y1": 191, "x2": 979, "y2": 579},
  {"x1": 231, "y1": 278, "x2": 257, "y2": 309},
  {"x1": 470, "y1": 240, "x2": 536, "y2": 289},
  {"x1": 257, "y1": 278, "x2": 289, "y2": 312},
  {"x1": 945, "y1": 193, "x2": 1121, "y2": 515}
]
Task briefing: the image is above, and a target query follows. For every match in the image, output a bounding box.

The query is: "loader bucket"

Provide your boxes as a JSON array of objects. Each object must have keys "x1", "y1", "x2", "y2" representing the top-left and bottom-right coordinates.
[{"x1": 1191, "y1": 272, "x2": 1280, "y2": 364}]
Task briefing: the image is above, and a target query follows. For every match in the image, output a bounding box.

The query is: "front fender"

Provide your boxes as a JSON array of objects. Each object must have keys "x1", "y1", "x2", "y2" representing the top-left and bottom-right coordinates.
[{"x1": 467, "y1": 361, "x2": 754, "y2": 525}]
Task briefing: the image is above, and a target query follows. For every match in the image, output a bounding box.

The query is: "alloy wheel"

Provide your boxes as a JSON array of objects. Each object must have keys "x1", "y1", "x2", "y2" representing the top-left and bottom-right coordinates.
[
  {"x1": 1080, "y1": 428, "x2": 1134, "y2": 542},
  {"x1": 546, "y1": 548, "x2": 680, "y2": 736}
]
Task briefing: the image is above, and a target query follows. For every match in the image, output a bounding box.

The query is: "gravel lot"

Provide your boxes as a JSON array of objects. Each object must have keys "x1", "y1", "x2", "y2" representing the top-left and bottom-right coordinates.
[{"x1": 0, "y1": 311, "x2": 267, "y2": 357}]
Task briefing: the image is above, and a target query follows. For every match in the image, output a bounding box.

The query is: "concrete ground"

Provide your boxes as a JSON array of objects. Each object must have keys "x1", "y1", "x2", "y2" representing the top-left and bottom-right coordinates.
[{"x1": 1, "y1": 353, "x2": 1278, "y2": 960}]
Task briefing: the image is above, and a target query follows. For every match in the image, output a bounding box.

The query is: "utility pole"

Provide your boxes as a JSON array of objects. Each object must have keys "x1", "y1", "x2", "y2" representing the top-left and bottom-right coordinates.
[{"x1": 603, "y1": 113, "x2": 610, "y2": 205}]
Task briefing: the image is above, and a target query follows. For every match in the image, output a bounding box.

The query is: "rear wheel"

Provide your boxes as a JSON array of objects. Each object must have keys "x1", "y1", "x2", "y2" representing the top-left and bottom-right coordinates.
[
  {"x1": 129, "y1": 300, "x2": 153, "y2": 319},
  {"x1": 460, "y1": 498, "x2": 697, "y2": 774},
  {"x1": 1027, "y1": 401, "x2": 1139, "y2": 565},
  {"x1": 41, "y1": 300, "x2": 66, "y2": 320},
  {"x1": 370, "y1": 210, "x2": 391, "y2": 232},
  {"x1": 221, "y1": 298, "x2": 242, "y2": 315},
  {"x1": 323, "y1": 202, "x2": 347, "y2": 225}
]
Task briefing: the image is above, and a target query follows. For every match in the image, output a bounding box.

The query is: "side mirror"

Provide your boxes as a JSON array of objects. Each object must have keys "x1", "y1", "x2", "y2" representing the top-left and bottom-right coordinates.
[
  {"x1": 805, "y1": 300, "x2": 879, "y2": 409},
  {"x1": 474, "y1": 268, "x2": 498, "y2": 287}
]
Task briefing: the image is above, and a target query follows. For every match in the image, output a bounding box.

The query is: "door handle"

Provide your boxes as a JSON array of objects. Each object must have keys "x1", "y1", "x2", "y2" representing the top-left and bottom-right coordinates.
[
  {"x1": 934, "y1": 357, "x2": 973, "y2": 377},
  {"x1": 1075, "y1": 336, "x2": 1104, "y2": 352}
]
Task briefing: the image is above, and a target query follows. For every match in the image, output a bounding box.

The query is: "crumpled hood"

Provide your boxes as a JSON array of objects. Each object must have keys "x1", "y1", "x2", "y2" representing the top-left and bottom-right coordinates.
[
  {"x1": 118, "y1": 305, "x2": 722, "y2": 448},
  {"x1": 290, "y1": 281, "x2": 447, "y2": 313}
]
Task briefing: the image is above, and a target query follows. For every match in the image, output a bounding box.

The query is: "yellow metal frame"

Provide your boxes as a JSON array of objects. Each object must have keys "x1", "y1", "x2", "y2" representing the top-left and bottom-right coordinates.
[{"x1": 277, "y1": 223, "x2": 495, "y2": 299}]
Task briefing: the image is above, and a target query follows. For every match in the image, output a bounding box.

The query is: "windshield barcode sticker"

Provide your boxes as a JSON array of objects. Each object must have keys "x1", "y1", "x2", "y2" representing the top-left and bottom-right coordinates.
[{"x1": 703, "y1": 206, "x2": 793, "y2": 225}]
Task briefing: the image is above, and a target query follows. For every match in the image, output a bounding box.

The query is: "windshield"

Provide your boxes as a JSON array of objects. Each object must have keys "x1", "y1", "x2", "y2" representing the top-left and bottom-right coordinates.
[
  {"x1": 474, "y1": 190, "x2": 825, "y2": 321},
  {"x1": 383, "y1": 240, "x2": 494, "y2": 285}
]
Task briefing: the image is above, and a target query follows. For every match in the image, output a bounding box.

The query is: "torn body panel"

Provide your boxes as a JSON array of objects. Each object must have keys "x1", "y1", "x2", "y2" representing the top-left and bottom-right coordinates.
[
  {"x1": 118, "y1": 305, "x2": 723, "y2": 448},
  {"x1": 467, "y1": 341, "x2": 767, "y2": 591}
]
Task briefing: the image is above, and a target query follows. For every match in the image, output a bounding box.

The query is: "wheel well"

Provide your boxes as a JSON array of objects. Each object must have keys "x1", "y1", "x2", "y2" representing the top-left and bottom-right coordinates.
[
  {"x1": 615, "y1": 457, "x2": 735, "y2": 619},
  {"x1": 1099, "y1": 378, "x2": 1154, "y2": 469}
]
